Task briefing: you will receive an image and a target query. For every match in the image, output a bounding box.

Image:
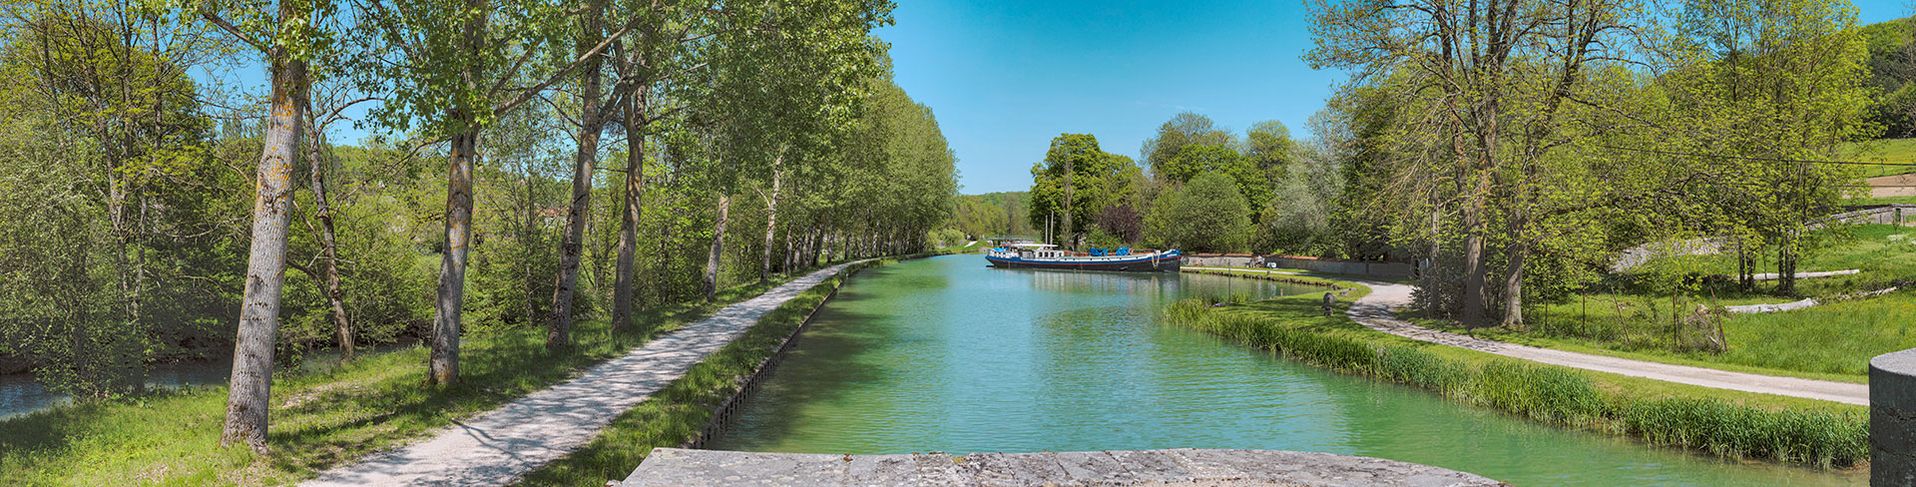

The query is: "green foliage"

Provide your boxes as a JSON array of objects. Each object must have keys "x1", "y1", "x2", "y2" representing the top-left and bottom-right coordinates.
[
  {"x1": 0, "y1": 7, "x2": 240, "y2": 397},
  {"x1": 1146, "y1": 173, "x2": 1252, "y2": 252},
  {"x1": 1027, "y1": 134, "x2": 1141, "y2": 241},
  {"x1": 1141, "y1": 111, "x2": 1233, "y2": 174},
  {"x1": 951, "y1": 192, "x2": 1033, "y2": 239},
  {"x1": 1862, "y1": 16, "x2": 1916, "y2": 137}
]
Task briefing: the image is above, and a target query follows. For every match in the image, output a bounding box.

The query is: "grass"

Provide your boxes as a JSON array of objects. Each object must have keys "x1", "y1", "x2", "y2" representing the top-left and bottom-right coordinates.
[
  {"x1": 1839, "y1": 137, "x2": 1916, "y2": 178},
  {"x1": 515, "y1": 261, "x2": 871, "y2": 486},
  {"x1": 1426, "y1": 223, "x2": 1916, "y2": 379},
  {"x1": 0, "y1": 273, "x2": 817, "y2": 486},
  {"x1": 1165, "y1": 289, "x2": 1869, "y2": 469},
  {"x1": 1179, "y1": 266, "x2": 1364, "y2": 289}
]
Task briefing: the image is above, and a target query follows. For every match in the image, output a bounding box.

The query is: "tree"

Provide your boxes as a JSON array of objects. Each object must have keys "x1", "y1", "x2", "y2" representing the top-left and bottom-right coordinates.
[
  {"x1": 1258, "y1": 136, "x2": 1344, "y2": 254},
  {"x1": 546, "y1": 0, "x2": 610, "y2": 350},
  {"x1": 189, "y1": 0, "x2": 328, "y2": 451},
  {"x1": 1308, "y1": 0, "x2": 1643, "y2": 326},
  {"x1": 0, "y1": 3, "x2": 228, "y2": 400},
  {"x1": 1146, "y1": 172, "x2": 1252, "y2": 252},
  {"x1": 1245, "y1": 120, "x2": 1297, "y2": 178},
  {"x1": 1141, "y1": 111, "x2": 1231, "y2": 177},
  {"x1": 1027, "y1": 134, "x2": 1138, "y2": 246},
  {"x1": 362, "y1": 0, "x2": 631, "y2": 385},
  {"x1": 1665, "y1": 0, "x2": 1872, "y2": 295}
]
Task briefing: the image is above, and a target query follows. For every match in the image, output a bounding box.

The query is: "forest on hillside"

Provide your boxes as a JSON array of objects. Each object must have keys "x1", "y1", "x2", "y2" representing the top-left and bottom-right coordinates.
[{"x1": 0, "y1": 0, "x2": 955, "y2": 448}]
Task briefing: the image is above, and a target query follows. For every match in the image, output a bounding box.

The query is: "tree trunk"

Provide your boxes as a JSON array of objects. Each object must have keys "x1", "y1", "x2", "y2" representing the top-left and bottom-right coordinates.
[
  {"x1": 1501, "y1": 241, "x2": 1528, "y2": 329},
  {"x1": 1778, "y1": 238, "x2": 1797, "y2": 294},
  {"x1": 1062, "y1": 153, "x2": 1074, "y2": 249},
  {"x1": 759, "y1": 155, "x2": 783, "y2": 282},
  {"x1": 429, "y1": 0, "x2": 486, "y2": 385},
  {"x1": 222, "y1": 45, "x2": 307, "y2": 452},
  {"x1": 548, "y1": 0, "x2": 606, "y2": 350},
  {"x1": 612, "y1": 87, "x2": 648, "y2": 331},
  {"x1": 430, "y1": 127, "x2": 477, "y2": 386},
  {"x1": 704, "y1": 193, "x2": 731, "y2": 301},
  {"x1": 1459, "y1": 173, "x2": 1491, "y2": 328},
  {"x1": 305, "y1": 121, "x2": 352, "y2": 361}
]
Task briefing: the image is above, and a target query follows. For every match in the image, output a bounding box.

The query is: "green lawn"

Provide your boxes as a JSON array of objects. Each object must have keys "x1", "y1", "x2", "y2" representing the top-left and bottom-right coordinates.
[{"x1": 0, "y1": 275, "x2": 805, "y2": 486}]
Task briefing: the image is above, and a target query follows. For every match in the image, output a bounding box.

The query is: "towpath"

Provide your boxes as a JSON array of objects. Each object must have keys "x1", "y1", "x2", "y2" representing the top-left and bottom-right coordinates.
[
  {"x1": 304, "y1": 262, "x2": 857, "y2": 487},
  {"x1": 1348, "y1": 280, "x2": 1868, "y2": 406}
]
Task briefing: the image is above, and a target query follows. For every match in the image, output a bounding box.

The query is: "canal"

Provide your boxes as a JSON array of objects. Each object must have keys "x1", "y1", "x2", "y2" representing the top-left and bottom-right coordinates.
[{"x1": 706, "y1": 255, "x2": 1863, "y2": 485}]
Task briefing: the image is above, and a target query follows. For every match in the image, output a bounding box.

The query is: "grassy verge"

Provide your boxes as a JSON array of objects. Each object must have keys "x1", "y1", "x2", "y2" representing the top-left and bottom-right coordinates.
[
  {"x1": 0, "y1": 273, "x2": 812, "y2": 485},
  {"x1": 516, "y1": 260, "x2": 875, "y2": 486},
  {"x1": 1179, "y1": 267, "x2": 1358, "y2": 290},
  {"x1": 1165, "y1": 287, "x2": 1868, "y2": 469}
]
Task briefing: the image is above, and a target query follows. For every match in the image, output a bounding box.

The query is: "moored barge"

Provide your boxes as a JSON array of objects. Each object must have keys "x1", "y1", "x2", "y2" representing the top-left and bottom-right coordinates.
[{"x1": 985, "y1": 243, "x2": 1182, "y2": 272}]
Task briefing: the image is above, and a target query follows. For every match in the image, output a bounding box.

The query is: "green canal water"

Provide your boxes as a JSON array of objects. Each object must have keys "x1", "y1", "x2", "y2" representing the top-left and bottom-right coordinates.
[{"x1": 706, "y1": 256, "x2": 1864, "y2": 485}]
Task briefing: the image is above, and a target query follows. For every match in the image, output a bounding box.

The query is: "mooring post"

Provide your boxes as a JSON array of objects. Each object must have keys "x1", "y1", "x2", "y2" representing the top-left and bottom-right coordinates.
[{"x1": 1874, "y1": 348, "x2": 1916, "y2": 486}]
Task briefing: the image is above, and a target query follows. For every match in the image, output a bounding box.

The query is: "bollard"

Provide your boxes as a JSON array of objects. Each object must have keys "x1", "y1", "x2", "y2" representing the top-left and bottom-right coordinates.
[
  {"x1": 1874, "y1": 348, "x2": 1916, "y2": 486},
  {"x1": 1322, "y1": 292, "x2": 1335, "y2": 317}
]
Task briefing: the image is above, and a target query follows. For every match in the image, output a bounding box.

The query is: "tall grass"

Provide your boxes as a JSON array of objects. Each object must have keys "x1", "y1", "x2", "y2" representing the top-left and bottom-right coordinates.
[{"x1": 1165, "y1": 296, "x2": 1869, "y2": 469}]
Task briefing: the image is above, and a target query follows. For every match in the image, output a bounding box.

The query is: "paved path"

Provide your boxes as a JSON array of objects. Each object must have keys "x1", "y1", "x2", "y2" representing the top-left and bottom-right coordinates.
[
  {"x1": 1347, "y1": 280, "x2": 1869, "y2": 406},
  {"x1": 305, "y1": 263, "x2": 857, "y2": 487}
]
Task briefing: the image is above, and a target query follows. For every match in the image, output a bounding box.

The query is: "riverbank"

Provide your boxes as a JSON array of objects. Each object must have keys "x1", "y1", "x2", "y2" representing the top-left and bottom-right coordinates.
[
  {"x1": 0, "y1": 267, "x2": 831, "y2": 485},
  {"x1": 1165, "y1": 281, "x2": 1869, "y2": 469}
]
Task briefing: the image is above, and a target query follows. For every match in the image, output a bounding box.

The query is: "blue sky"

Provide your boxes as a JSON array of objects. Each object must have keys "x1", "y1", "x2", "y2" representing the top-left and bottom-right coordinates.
[{"x1": 878, "y1": 0, "x2": 1916, "y2": 195}]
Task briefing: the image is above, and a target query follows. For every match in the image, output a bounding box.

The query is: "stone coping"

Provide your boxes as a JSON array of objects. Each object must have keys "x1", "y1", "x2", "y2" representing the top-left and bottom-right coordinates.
[
  {"x1": 618, "y1": 448, "x2": 1505, "y2": 486},
  {"x1": 1873, "y1": 348, "x2": 1916, "y2": 485}
]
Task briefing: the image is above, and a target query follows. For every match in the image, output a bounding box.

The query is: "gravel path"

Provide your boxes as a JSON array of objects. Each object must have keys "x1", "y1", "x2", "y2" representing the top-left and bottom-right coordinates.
[
  {"x1": 1348, "y1": 280, "x2": 1869, "y2": 406},
  {"x1": 304, "y1": 262, "x2": 856, "y2": 487}
]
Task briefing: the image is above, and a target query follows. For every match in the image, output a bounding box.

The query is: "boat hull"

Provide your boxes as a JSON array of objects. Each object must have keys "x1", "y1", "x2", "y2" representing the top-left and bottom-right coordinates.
[{"x1": 985, "y1": 254, "x2": 1182, "y2": 273}]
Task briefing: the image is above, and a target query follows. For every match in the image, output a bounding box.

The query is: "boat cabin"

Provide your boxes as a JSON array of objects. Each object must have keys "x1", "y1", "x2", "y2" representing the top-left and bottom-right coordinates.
[{"x1": 991, "y1": 242, "x2": 1064, "y2": 260}]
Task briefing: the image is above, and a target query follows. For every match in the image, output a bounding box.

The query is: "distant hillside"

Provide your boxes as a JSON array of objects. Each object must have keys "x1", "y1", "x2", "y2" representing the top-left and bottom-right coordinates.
[{"x1": 951, "y1": 191, "x2": 1035, "y2": 238}]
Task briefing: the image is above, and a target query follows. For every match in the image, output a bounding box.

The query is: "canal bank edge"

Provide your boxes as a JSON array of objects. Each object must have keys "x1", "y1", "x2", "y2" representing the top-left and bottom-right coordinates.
[
  {"x1": 679, "y1": 257, "x2": 880, "y2": 449},
  {"x1": 619, "y1": 448, "x2": 1505, "y2": 486},
  {"x1": 512, "y1": 256, "x2": 908, "y2": 486},
  {"x1": 1168, "y1": 270, "x2": 1869, "y2": 470}
]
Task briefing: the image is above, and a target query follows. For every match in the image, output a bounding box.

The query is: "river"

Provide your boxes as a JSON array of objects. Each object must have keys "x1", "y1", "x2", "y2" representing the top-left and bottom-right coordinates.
[{"x1": 706, "y1": 255, "x2": 1863, "y2": 485}]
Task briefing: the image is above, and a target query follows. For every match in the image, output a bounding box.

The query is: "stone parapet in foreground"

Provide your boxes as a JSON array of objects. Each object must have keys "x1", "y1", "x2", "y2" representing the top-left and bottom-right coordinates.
[{"x1": 619, "y1": 448, "x2": 1504, "y2": 486}]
